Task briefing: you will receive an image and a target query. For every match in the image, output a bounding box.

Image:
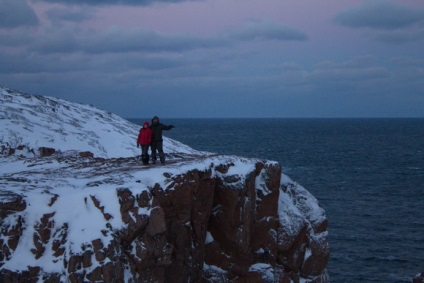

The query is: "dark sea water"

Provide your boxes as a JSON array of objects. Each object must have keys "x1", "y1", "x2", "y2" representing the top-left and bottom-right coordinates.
[{"x1": 129, "y1": 118, "x2": 424, "y2": 283}]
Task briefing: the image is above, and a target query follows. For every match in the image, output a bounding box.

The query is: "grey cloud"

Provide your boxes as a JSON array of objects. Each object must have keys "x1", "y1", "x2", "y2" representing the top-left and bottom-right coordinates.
[
  {"x1": 30, "y1": 29, "x2": 80, "y2": 54},
  {"x1": 376, "y1": 30, "x2": 424, "y2": 44},
  {"x1": 0, "y1": 51, "x2": 86, "y2": 74},
  {"x1": 46, "y1": 7, "x2": 95, "y2": 24},
  {"x1": 3, "y1": 18, "x2": 305, "y2": 57},
  {"x1": 309, "y1": 56, "x2": 390, "y2": 83},
  {"x1": 35, "y1": 0, "x2": 202, "y2": 6},
  {"x1": 300, "y1": 56, "x2": 423, "y2": 107},
  {"x1": 0, "y1": 48, "x2": 183, "y2": 75},
  {"x1": 0, "y1": 31, "x2": 34, "y2": 48},
  {"x1": 389, "y1": 57, "x2": 424, "y2": 67},
  {"x1": 229, "y1": 19, "x2": 308, "y2": 41},
  {"x1": 0, "y1": 0, "x2": 39, "y2": 28},
  {"x1": 83, "y1": 28, "x2": 227, "y2": 54},
  {"x1": 27, "y1": 27, "x2": 227, "y2": 55},
  {"x1": 316, "y1": 55, "x2": 377, "y2": 70},
  {"x1": 29, "y1": 22, "x2": 305, "y2": 56},
  {"x1": 334, "y1": 1, "x2": 424, "y2": 30},
  {"x1": 89, "y1": 53, "x2": 185, "y2": 72},
  {"x1": 3, "y1": 52, "x2": 424, "y2": 118},
  {"x1": 310, "y1": 64, "x2": 389, "y2": 83}
]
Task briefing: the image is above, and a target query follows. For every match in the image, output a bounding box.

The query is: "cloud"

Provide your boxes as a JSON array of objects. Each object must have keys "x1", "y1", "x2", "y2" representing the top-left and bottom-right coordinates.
[
  {"x1": 5, "y1": 19, "x2": 303, "y2": 57},
  {"x1": 45, "y1": 7, "x2": 96, "y2": 24},
  {"x1": 309, "y1": 57, "x2": 390, "y2": 84},
  {"x1": 30, "y1": 28, "x2": 81, "y2": 54},
  {"x1": 0, "y1": 0, "x2": 39, "y2": 28},
  {"x1": 228, "y1": 19, "x2": 308, "y2": 41},
  {"x1": 1, "y1": 1, "x2": 422, "y2": 118},
  {"x1": 376, "y1": 30, "x2": 424, "y2": 44},
  {"x1": 0, "y1": 27, "x2": 199, "y2": 75},
  {"x1": 0, "y1": 31, "x2": 34, "y2": 48},
  {"x1": 26, "y1": 27, "x2": 227, "y2": 55},
  {"x1": 334, "y1": 0, "x2": 424, "y2": 30},
  {"x1": 2, "y1": 52, "x2": 423, "y2": 118},
  {"x1": 83, "y1": 28, "x2": 227, "y2": 54},
  {"x1": 35, "y1": 0, "x2": 202, "y2": 6}
]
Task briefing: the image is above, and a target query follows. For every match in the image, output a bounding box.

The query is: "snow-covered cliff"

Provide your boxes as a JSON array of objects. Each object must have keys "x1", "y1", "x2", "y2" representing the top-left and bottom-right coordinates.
[
  {"x1": 0, "y1": 86, "x2": 329, "y2": 283},
  {"x1": 0, "y1": 87, "x2": 195, "y2": 158}
]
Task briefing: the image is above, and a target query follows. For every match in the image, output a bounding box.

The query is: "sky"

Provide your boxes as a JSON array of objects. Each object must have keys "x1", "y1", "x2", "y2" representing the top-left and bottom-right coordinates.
[{"x1": 0, "y1": 0, "x2": 423, "y2": 118}]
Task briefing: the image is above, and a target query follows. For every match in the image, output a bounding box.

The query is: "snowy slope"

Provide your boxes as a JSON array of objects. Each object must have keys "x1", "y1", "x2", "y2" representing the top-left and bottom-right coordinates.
[{"x1": 0, "y1": 86, "x2": 199, "y2": 158}]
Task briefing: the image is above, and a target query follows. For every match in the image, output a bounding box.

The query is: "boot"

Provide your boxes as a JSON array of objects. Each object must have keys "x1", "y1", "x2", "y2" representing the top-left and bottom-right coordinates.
[{"x1": 142, "y1": 154, "x2": 149, "y2": 165}]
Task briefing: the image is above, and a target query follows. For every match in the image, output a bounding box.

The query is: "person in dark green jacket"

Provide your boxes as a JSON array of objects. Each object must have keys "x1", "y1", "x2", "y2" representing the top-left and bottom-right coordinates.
[{"x1": 150, "y1": 116, "x2": 174, "y2": 164}]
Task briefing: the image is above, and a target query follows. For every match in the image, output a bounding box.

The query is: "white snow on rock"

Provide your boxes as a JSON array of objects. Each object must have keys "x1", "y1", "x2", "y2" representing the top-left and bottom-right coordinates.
[
  {"x1": 0, "y1": 86, "x2": 200, "y2": 158},
  {"x1": 280, "y1": 174, "x2": 327, "y2": 232}
]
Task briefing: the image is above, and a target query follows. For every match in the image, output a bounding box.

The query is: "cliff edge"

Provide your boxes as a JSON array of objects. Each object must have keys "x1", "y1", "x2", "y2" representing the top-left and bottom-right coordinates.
[{"x1": 0, "y1": 87, "x2": 329, "y2": 282}]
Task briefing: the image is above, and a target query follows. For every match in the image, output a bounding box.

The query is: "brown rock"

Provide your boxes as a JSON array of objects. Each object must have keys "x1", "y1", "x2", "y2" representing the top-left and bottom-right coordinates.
[
  {"x1": 0, "y1": 195, "x2": 26, "y2": 218},
  {"x1": 138, "y1": 190, "x2": 152, "y2": 207},
  {"x1": 414, "y1": 272, "x2": 424, "y2": 283},
  {"x1": 146, "y1": 207, "x2": 166, "y2": 236},
  {"x1": 39, "y1": 147, "x2": 55, "y2": 156},
  {"x1": 90, "y1": 195, "x2": 112, "y2": 220},
  {"x1": 79, "y1": 151, "x2": 94, "y2": 158},
  {"x1": 301, "y1": 233, "x2": 330, "y2": 277}
]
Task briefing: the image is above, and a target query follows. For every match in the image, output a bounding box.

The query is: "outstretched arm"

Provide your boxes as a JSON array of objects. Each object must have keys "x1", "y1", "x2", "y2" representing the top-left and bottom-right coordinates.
[{"x1": 163, "y1": 124, "x2": 175, "y2": 131}]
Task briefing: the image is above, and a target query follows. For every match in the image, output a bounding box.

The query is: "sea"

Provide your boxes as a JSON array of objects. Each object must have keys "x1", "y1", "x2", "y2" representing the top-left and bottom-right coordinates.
[{"x1": 128, "y1": 118, "x2": 424, "y2": 283}]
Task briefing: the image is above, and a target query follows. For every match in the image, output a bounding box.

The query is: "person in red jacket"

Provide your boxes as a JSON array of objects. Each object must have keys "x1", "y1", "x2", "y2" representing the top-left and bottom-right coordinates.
[{"x1": 137, "y1": 121, "x2": 152, "y2": 165}]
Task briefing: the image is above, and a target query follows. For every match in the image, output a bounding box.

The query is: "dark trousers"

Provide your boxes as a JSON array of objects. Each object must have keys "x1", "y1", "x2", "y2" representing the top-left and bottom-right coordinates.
[
  {"x1": 140, "y1": 145, "x2": 150, "y2": 164},
  {"x1": 151, "y1": 141, "x2": 165, "y2": 163}
]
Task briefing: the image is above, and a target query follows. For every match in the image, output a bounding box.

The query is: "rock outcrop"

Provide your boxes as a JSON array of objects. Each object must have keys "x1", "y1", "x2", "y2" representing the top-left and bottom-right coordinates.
[
  {"x1": 0, "y1": 153, "x2": 329, "y2": 283},
  {"x1": 0, "y1": 86, "x2": 329, "y2": 282}
]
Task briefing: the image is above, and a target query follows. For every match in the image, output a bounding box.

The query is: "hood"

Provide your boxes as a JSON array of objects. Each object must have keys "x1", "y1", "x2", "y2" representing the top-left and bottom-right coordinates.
[
  {"x1": 152, "y1": 116, "x2": 160, "y2": 124},
  {"x1": 143, "y1": 121, "x2": 150, "y2": 127}
]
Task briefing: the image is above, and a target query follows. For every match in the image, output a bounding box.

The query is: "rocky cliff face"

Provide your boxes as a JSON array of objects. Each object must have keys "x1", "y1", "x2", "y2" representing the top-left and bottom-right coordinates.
[
  {"x1": 0, "y1": 153, "x2": 329, "y2": 283},
  {"x1": 0, "y1": 87, "x2": 329, "y2": 282}
]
